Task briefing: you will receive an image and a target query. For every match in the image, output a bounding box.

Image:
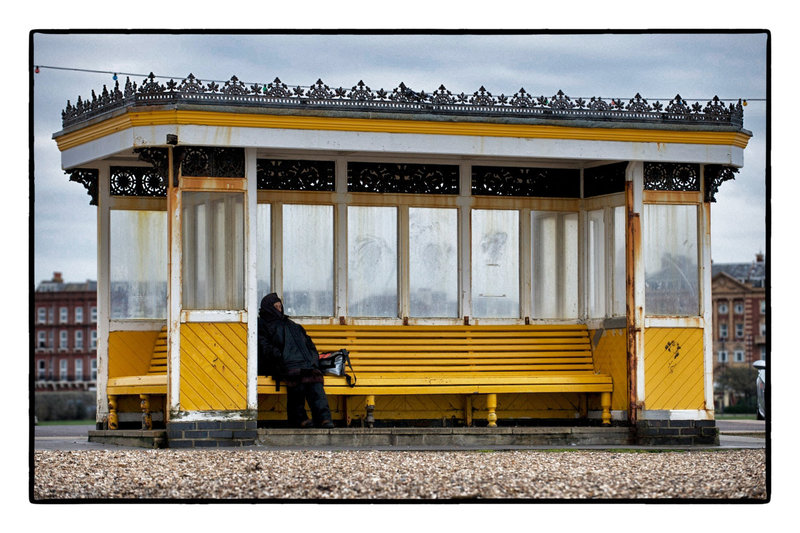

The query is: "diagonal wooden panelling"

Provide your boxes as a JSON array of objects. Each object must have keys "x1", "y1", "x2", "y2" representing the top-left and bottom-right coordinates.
[
  {"x1": 108, "y1": 330, "x2": 161, "y2": 378},
  {"x1": 644, "y1": 328, "x2": 705, "y2": 410},
  {"x1": 180, "y1": 323, "x2": 248, "y2": 411},
  {"x1": 590, "y1": 328, "x2": 628, "y2": 411}
]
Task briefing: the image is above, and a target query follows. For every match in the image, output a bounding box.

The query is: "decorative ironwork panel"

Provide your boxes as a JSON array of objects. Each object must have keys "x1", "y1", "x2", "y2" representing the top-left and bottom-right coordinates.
[
  {"x1": 257, "y1": 159, "x2": 335, "y2": 191},
  {"x1": 134, "y1": 147, "x2": 169, "y2": 178},
  {"x1": 66, "y1": 168, "x2": 98, "y2": 206},
  {"x1": 472, "y1": 166, "x2": 580, "y2": 198},
  {"x1": 584, "y1": 162, "x2": 628, "y2": 197},
  {"x1": 704, "y1": 165, "x2": 739, "y2": 202},
  {"x1": 61, "y1": 73, "x2": 746, "y2": 130},
  {"x1": 347, "y1": 162, "x2": 459, "y2": 194},
  {"x1": 179, "y1": 147, "x2": 245, "y2": 177},
  {"x1": 110, "y1": 166, "x2": 167, "y2": 197},
  {"x1": 644, "y1": 163, "x2": 700, "y2": 192}
]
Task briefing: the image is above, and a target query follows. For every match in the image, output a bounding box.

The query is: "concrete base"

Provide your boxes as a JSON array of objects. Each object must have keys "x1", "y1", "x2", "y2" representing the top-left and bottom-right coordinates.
[
  {"x1": 88, "y1": 429, "x2": 167, "y2": 449},
  {"x1": 257, "y1": 426, "x2": 636, "y2": 448}
]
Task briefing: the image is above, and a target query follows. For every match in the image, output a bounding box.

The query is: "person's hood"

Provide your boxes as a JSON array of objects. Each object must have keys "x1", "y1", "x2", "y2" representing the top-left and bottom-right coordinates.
[{"x1": 260, "y1": 293, "x2": 285, "y2": 320}]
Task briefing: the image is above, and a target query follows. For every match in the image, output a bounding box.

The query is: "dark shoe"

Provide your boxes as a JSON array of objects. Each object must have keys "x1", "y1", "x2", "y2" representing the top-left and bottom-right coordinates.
[
  {"x1": 299, "y1": 419, "x2": 314, "y2": 429},
  {"x1": 319, "y1": 420, "x2": 334, "y2": 429}
]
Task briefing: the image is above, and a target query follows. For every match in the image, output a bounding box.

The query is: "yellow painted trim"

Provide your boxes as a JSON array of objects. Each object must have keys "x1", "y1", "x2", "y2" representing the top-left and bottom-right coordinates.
[{"x1": 55, "y1": 108, "x2": 752, "y2": 151}]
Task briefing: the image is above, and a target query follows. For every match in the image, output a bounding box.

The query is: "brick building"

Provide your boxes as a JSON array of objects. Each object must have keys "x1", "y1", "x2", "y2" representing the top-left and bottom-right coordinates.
[
  {"x1": 34, "y1": 272, "x2": 98, "y2": 391},
  {"x1": 711, "y1": 253, "x2": 767, "y2": 367}
]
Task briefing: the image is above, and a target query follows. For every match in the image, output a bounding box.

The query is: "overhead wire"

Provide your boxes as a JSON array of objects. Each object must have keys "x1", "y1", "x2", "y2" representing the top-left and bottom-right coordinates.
[{"x1": 33, "y1": 64, "x2": 767, "y2": 104}]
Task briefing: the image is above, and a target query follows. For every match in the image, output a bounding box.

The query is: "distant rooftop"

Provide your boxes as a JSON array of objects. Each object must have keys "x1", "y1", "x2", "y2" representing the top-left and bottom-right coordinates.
[
  {"x1": 59, "y1": 73, "x2": 747, "y2": 131},
  {"x1": 712, "y1": 254, "x2": 766, "y2": 288},
  {"x1": 36, "y1": 272, "x2": 96, "y2": 293}
]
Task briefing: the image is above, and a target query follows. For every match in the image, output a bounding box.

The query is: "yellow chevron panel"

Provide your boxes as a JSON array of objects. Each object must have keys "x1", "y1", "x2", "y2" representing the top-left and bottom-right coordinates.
[
  {"x1": 644, "y1": 328, "x2": 705, "y2": 411},
  {"x1": 108, "y1": 330, "x2": 161, "y2": 378},
  {"x1": 180, "y1": 323, "x2": 248, "y2": 411},
  {"x1": 590, "y1": 328, "x2": 628, "y2": 411}
]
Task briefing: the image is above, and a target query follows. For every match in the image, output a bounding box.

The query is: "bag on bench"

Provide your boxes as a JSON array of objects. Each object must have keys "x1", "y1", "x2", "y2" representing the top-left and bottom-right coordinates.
[{"x1": 318, "y1": 349, "x2": 356, "y2": 387}]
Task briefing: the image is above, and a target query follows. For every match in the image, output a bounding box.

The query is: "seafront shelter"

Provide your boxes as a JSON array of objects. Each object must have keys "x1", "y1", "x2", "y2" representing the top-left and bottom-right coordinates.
[{"x1": 53, "y1": 74, "x2": 750, "y2": 446}]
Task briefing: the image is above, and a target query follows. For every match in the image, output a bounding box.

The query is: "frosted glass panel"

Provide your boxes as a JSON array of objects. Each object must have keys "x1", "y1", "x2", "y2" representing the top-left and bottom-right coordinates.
[
  {"x1": 532, "y1": 212, "x2": 578, "y2": 319},
  {"x1": 283, "y1": 204, "x2": 334, "y2": 316},
  {"x1": 587, "y1": 209, "x2": 606, "y2": 318},
  {"x1": 182, "y1": 192, "x2": 244, "y2": 310},
  {"x1": 256, "y1": 204, "x2": 271, "y2": 299},
  {"x1": 110, "y1": 210, "x2": 168, "y2": 319},
  {"x1": 612, "y1": 206, "x2": 626, "y2": 316},
  {"x1": 409, "y1": 208, "x2": 458, "y2": 317},
  {"x1": 644, "y1": 204, "x2": 699, "y2": 316},
  {"x1": 348, "y1": 206, "x2": 397, "y2": 317},
  {"x1": 472, "y1": 210, "x2": 519, "y2": 318}
]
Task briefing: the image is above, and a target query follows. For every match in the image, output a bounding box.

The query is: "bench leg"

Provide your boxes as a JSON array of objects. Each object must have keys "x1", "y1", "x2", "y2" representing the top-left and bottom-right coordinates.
[
  {"x1": 365, "y1": 395, "x2": 375, "y2": 428},
  {"x1": 465, "y1": 395, "x2": 473, "y2": 427},
  {"x1": 600, "y1": 392, "x2": 612, "y2": 426},
  {"x1": 108, "y1": 395, "x2": 119, "y2": 430},
  {"x1": 140, "y1": 394, "x2": 152, "y2": 430},
  {"x1": 486, "y1": 393, "x2": 498, "y2": 428}
]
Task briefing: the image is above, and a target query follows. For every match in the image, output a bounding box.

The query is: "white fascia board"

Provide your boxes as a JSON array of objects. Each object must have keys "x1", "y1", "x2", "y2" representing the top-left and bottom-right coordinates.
[{"x1": 59, "y1": 123, "x2": 744, "y2": 168}]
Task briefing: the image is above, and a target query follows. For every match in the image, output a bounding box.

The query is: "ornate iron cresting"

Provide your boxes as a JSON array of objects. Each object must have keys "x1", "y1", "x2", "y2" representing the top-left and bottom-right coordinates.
[
  {"x1": 704, "y1": 165, "x2": 739, "y2": 202},
  {"x1": 257, "y1": 159, "x2": 335, "y2": 191},
  {"x1": 110, "y1": 167, "x2": 167, "y2": 197},
  {"x1": 66, "y1": 168, "x2": 98, "y2": 205},
  {"x1": 643, "y1": 162, "x2": 700, "y2": 192},
  {"x1": 472, "y1": 166, "x2": 580, "y2": 198},
  {"x1": 583, "y1": 162, "x2": 628, "y2": 197},
  {"x1": 347, "y1": 162, "x2": 459, "y2": 194},
  {"x1": 61, "y1": 73, "x2": 745, "y2": 129}
]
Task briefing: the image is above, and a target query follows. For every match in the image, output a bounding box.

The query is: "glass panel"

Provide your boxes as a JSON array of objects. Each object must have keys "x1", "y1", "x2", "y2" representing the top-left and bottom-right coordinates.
[
  {"x1": 182, "y1": 191, "x2": 245, "y2": 310},
  {"x1": 644, "y1": 204, "x2": 699, "y2": 316},
  {"x1": 109, "y1": 210, "x2": 168, "y2": 319},
  {"x1": 348, "y1": 206, "x2": 397, "y2": 317},
  {"x1": 472, "y1": 210, "x2": 519, "y2": 318},
  {"x1": 587, "y1": 209, "x2": 606, "y2": 318},
  {"x1": 256, "y1": 204, "x2": 271, "y2": 299},
  {"x1": 409, "y1": 208, "x2": 458, "y2": 317},
  {"x1": 532, "y1": 212, "x2": 578, "y2": 319},
  {"x1": 283, "y1": 204, "x2": 334, "y2": 316},
  {"x1": 612, "y1": 206, "x2": 627, "y2": 316}
]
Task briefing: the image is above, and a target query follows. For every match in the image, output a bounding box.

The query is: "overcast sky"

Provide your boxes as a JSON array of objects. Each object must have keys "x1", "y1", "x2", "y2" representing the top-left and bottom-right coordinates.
[{"x1": 31, "y1": 30, "x2": 768, "y2": 285}]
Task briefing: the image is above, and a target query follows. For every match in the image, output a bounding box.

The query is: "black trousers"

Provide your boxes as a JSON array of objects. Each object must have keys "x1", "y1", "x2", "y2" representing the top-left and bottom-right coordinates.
[{"x1": 286, "y1": 381, "x2": 331, "y2": 427}]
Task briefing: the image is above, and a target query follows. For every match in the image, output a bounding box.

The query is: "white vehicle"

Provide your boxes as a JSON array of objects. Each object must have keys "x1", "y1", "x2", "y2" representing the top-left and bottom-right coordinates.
[{"x1": 753, "y1": 359, "x2": 766, "y2": 420}]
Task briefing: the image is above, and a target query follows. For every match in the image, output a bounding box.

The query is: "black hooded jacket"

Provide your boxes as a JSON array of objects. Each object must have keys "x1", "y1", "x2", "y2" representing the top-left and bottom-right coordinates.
[{"x1": 257, "y1": 293, "x2": 322, "y2": 382}]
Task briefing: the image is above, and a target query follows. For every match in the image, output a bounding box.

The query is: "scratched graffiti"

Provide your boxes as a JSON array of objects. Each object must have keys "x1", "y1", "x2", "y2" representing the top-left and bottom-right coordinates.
[{"x1": 665, "y1": 340, "x2": 682, "y2": 374}]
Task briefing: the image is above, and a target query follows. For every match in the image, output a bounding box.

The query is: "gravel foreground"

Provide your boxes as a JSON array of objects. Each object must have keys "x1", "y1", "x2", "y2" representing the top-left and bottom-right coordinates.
[{"x1": 33, "y1": 449, "x2": 767, "y2": 500}]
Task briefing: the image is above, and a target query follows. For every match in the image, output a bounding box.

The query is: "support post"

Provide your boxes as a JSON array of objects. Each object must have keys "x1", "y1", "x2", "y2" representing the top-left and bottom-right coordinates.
[
  {"x1": 464, "y1": 395, "x2": 473, "y2": 427},
  {"x1": 601, "y1": 392, "x2": 612, "y2": 426},
  {"x1": 365, "y1": 395, "x2": 375, "y2": 428},
  {"x1": 486, "y1": 393, "x2": 498, "y2": 427},
  {"x1": 108, "y1": 395, "x2": 118, "y2": 430},
  {"x1": 140, "y1": 394, "x2": 152, "y2": 430}
]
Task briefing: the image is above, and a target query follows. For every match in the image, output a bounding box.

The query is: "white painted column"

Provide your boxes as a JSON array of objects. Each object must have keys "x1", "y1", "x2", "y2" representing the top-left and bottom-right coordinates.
[
  {"x1": 626, "y1": 161, "x2": 646, "y2": 421},
  {"x1": 335, "y1": 158, "x2": 348, "y2": 321},
  {"x1": 167, "y1": 148, "x2": 182, "y2": 417},
  {"x1": 95, "y1": 163, "x2": 110, "y2": 425},
  {"x1": 245, "y1": 148, "x2": 259, "y2": 411},
  {"x1": 458, "y1": 162, "x2": 472, "y2": 322},
  {"x1": 700, "y1": 167, "x2": 715, "y2": 418}
]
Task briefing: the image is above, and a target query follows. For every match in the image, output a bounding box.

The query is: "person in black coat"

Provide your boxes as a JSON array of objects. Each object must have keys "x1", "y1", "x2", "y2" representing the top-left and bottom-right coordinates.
[{"x1": 257, "y1": 293, "x2": 334, "y2": 428}]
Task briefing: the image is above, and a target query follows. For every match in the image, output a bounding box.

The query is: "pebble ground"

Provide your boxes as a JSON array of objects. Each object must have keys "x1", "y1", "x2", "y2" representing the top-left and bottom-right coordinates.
[{"x1": 33, "y1": 448, "x2": 767, "y2": 500}]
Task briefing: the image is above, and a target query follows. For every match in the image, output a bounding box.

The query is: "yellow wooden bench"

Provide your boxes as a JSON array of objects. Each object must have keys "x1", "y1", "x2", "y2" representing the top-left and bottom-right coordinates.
[
  {"x1": 258, "y1": 324, "x2": 613, "y2": 427},
  {"x1": 107, "y1": 327, "x2": 168, "y2": 430},
  {"x1": 107, "y1": 324, "x2": 613, "y2": 429}
]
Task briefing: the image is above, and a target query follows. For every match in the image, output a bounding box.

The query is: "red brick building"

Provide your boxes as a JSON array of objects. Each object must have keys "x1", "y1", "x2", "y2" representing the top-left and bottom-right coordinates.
[
  {"x1": 34, "y1": 272, "x2": 98, "y2": 391},
  {"x1": 711, "y1": 254, "x2": 767, "y2": 410},
  {"x1": 711, "y1": 254, "x2": 767, "y2": 367}
]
